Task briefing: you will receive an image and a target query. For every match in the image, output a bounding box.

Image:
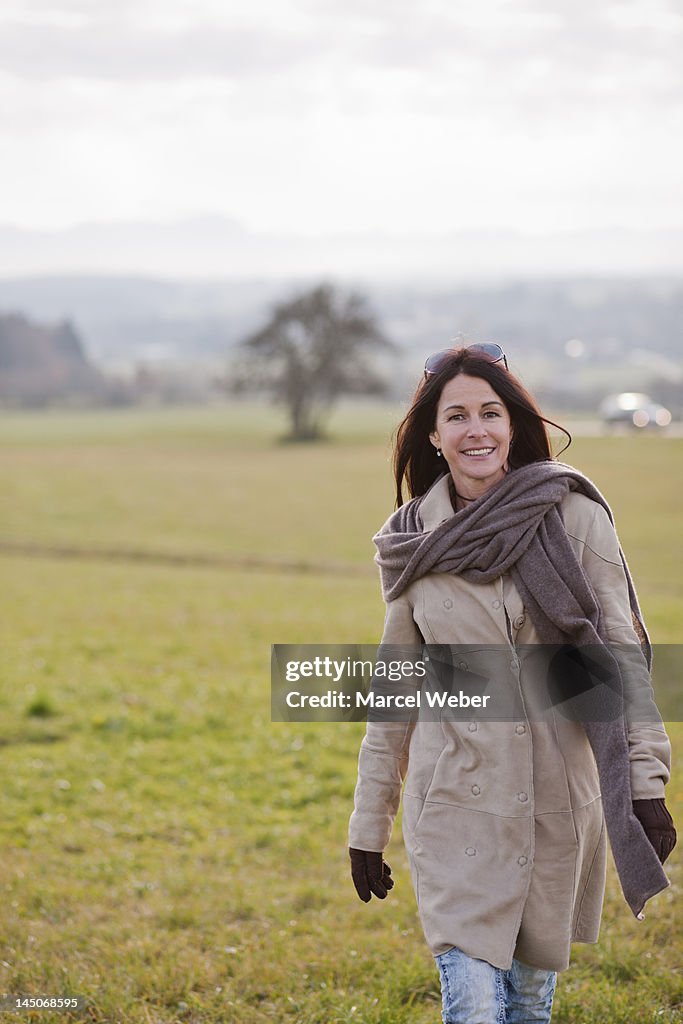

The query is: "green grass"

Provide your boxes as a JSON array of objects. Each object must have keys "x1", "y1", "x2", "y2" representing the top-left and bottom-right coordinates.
[{"x1": 0, "y1": 403, "x2": 681, "y2": 1023}]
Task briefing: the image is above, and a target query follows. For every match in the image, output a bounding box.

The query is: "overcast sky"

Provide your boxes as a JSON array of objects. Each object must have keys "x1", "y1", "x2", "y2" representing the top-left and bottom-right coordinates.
[{"x1": 1, "y1": 0, "x2": 682, "y2": 237}]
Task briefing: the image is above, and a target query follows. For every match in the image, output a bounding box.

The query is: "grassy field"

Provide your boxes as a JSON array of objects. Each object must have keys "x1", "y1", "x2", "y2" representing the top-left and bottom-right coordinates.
[{"x1": 0, "y1": 403, "x2": 681, "y2": 1024}]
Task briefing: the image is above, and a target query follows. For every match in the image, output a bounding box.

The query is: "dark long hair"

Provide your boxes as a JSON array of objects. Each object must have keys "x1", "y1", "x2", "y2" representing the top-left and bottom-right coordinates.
[{"x1": 393, "y1": 348, "x2": 571, "y2": 507}]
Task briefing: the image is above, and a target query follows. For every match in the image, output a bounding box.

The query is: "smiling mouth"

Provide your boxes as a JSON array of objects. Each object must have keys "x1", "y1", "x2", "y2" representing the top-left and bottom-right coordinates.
[{"x1": 462, "y1": 447, "x2": 495, "y2": 456}]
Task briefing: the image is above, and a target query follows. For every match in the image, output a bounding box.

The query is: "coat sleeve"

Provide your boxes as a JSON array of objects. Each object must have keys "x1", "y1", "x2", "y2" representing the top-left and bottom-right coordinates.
[
  {"x1": 348, "y1": 590, "x2": 423, "y2": 852},
  {"x1": 579, "y1": 502, "x2": 671, "y2": 800}
]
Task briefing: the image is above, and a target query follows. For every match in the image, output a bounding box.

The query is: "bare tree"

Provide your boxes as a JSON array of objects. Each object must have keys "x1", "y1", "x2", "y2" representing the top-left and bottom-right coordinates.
[{"x1": 235, "y1": 283, "x2": 393, "y2": 440}]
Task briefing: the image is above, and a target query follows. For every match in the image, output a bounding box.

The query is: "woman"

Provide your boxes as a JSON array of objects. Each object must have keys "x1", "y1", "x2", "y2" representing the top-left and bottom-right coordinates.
[{"x1": 348, "y1": 344, "x2": 676, "y2": 1024}]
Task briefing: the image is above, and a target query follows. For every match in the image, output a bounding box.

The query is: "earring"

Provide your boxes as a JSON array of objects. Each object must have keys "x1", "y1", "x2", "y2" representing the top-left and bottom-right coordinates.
[{"x1": 436, "y1": 448, "x2": 442, "y2": 457}]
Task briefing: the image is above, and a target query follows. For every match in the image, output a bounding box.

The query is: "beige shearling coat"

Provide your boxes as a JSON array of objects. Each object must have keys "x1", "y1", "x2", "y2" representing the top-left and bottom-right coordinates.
[{"x1": 348, "y1": 473, "x2": 671, "y2": 972}]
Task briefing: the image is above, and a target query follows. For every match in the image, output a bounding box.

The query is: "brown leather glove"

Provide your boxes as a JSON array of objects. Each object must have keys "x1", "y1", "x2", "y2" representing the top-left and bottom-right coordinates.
[
  {"x1": 632, "y1": 798, "x2": 677, "y2": 865},
  {"x1": 349, "y1": 848, "x2": 394, "y2": 902}
]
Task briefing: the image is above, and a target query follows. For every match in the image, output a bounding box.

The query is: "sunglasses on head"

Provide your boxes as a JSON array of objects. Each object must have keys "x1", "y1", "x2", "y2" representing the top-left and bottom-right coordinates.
[{"x1": 423, "y1": 342, "x2": 508, "y2": 380}]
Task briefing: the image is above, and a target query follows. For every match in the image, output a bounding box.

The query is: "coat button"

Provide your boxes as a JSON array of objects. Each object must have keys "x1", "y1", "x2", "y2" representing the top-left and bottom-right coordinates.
[
  {"x1": 515, "y1": 724, "x2": 526, "y2": 735},
  {"x1": 518, "y1": 855, "x2": 528, "y2": 866},
  {"x1": 471, "y1": 785, "x2": 480, "y2": 795},
  {"x1": 443, "y1": 598, "x2": 453, "y2": 609},
  {"x1": 492, "y1": 599, "x2": 502, "y2": 609},
  {"x1": 513, "y1": 615, "x2": 526, "y2": 629},
  {"x1": 465, "y1": 847, "x2": 476, "y2": 856},
  {"x1": 517, "y1": 792, "x2": 528, "y2": 802},
  {"x1": 468, "y1": 722, "x2": 478, "y2": 732},
  {"x1": 510, "y1": 656, "x2": 520, "y2": 671}
]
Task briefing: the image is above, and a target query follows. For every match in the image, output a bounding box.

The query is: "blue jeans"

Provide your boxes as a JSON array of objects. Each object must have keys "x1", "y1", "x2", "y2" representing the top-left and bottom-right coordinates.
[{"x1": 436, "y1": 945, "x2": 556, "y2": 1024}]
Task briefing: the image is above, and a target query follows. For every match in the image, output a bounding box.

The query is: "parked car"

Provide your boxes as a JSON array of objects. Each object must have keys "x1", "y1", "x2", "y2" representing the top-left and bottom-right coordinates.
[{"x1": 600, "y1": 392, "x2": 672, "y2": 429}]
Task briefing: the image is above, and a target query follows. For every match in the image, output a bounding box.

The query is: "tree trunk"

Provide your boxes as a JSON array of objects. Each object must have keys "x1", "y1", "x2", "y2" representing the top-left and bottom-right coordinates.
[{"x1": 287, "y1": 396, "x2": 323, "y2": 441}]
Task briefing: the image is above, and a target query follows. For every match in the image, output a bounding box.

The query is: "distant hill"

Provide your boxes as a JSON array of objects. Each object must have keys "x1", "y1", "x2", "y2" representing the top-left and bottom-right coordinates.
[
  {"x1": 1, "y1": 273, "x2": 682, "y2": 365},
  {"x1": 0, "y1": 218, "x2": 682, "y2": 278},
  {"x1": 0, "y1": 275, "x2": 283, "y2": 370}
]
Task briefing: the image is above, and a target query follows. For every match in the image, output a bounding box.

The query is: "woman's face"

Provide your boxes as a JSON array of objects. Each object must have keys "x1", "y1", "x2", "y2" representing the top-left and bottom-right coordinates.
[{"x1": 429, "y1": 373, "x2": 513, "y2": 497}]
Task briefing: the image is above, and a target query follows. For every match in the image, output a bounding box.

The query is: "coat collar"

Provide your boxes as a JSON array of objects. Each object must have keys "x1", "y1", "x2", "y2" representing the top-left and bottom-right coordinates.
[{"x1": 418, "y1": 473, "x2": 455, "y2": 532}]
